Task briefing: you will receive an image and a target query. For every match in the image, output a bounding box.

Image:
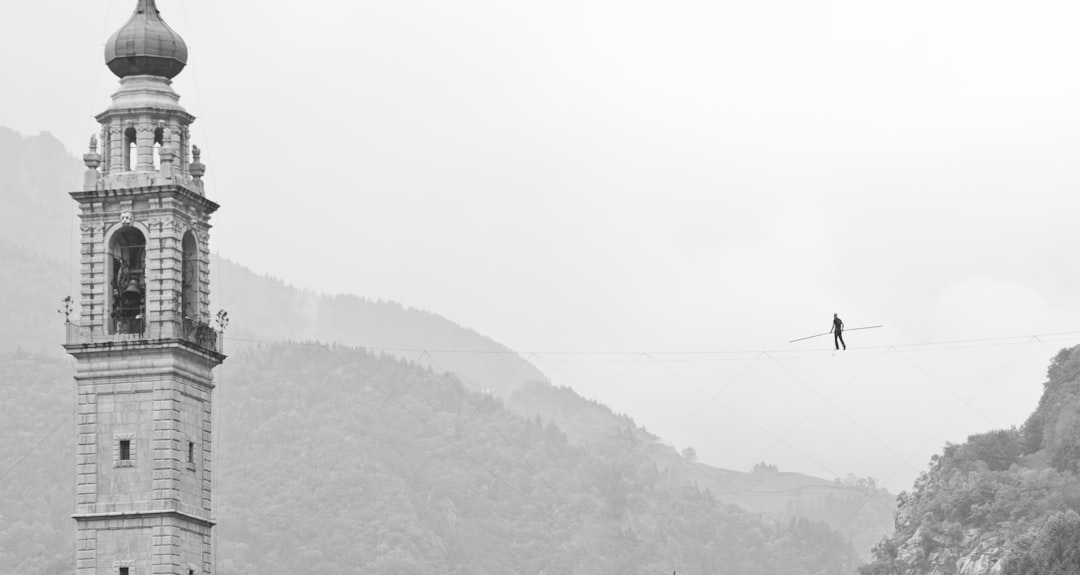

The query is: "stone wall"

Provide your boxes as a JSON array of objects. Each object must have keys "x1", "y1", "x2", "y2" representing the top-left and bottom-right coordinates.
[{"x1": 71, "y1": 342, "x2": 218, "y2": 574}]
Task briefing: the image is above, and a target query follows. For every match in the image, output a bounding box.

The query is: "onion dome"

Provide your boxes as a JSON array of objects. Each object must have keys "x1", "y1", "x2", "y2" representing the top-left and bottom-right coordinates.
[{"x1": 104, "y1": 0, "x2": 188, "y2": 79}]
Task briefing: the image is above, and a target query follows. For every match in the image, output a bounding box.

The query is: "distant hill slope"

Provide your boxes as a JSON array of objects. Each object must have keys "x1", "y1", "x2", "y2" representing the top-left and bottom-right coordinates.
[
  {"x1": 509, "y1": 379, "x2": 896, "y2": 558},
  {"x1": 212, "y1": 254, "x2": 548, "y2": 395},
  {"x1": 0, "y1": 124, "x2": 893, "y2": 561},
  {"x1": 0, "y1": 128, "x2": 83, "y2": 357},
  {"x1": 0, "y1": 127, "x2": 80, "y2": 261},
  {"x1": 0, "y1": 238, "x2": 71, "y2": 354},
  {"x1": 0, "y1": 352, "x2": 72, "y2": 575},
  {"x1": 859, "y1": 345, "x2": 1080, "y2": 575},
  {"x1": 0, "y1": 346, "x2": 862, "y2": 575}
]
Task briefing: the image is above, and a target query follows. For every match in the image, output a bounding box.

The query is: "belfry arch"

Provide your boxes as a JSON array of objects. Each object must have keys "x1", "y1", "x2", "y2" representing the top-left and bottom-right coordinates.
[
  {"x1": 181, "y1": 230, "x2": 199, "y2": 321},
  {"x1": 153, "y1": 125, "x2": 165, "y2": 170},
  {"x1": 124, "y1": 126, "x2": 137, "y2": 171},
  {"x1": 107, "y1": 224, "x2": 147, "y2": 335}
]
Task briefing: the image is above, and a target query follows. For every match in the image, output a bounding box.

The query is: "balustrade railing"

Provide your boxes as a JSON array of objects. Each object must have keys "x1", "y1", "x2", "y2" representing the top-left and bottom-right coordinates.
[{"x1": 65, "y1": 319, "x2": 222, "y2": 354}]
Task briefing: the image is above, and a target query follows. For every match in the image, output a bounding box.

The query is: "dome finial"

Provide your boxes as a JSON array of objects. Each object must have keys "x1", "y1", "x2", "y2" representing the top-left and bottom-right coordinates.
[{"x1": 104, "y1": 0, "x2": 188, "y2": 79}]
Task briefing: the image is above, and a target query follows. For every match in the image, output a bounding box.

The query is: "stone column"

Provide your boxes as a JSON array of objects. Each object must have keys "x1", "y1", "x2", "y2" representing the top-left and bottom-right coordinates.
[
  {"x1": 108, "y1": 125, "x2": 124, "y2": 175},
  {"x1": 137, "y1": 122, "x2": 155, "y2": 171}
]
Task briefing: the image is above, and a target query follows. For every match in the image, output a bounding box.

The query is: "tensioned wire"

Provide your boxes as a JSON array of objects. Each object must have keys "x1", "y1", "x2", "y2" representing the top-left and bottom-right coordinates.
[
  {"x1": 482, "y1": 347, "x2": 891, "y2": 568},
  {"x1": 521, "y1": 348, "x2": 877, "y2": 570},
  {"x1": 827, "y1": 337, "x2": 1042, "y2": 535},
  {"x1": 467, "y1": 331, "x2": 1069, "y2": 524},
  {"x1": 222, "y1": 329, "x2": 1080, "y2": 358},
  {"x1": 3, "y1": 329, "x2": 1071, "y2": 573},
  {"x1": 42, "y1": 1, "x2": 1076, "y2": 570},
  {"x1": 541, "y1": 334, "x2": 1051, "y2": 568},
  {"x1": 62, "y1": 0, "x2": 119, "y2": 568},
  {"x1": 215, "y1": 342, "x2": 859, "y2": 572},
  {"x1": 318, "y1": 343, "x2": 865, "y2": 575},
  {"x1": 210, "y1": 328, "x2": 1078, "y2": 486},
  {"x1": 642, "y1": 351, "x2": 907, "y2": 517}
]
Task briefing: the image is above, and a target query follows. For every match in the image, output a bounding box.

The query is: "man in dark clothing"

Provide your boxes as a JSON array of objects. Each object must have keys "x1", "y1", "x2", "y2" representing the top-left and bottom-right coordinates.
[{"x1": 832, "y1": 313, "x2": 846, "y2": 350}]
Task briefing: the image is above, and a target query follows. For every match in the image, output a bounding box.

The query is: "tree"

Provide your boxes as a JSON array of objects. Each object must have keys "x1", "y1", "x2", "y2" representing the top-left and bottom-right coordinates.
[
  {"x1": 752, "y1": 461, "x2": 778, "y2": 473},
  {"x1": 1003, "y1": 511, "x2": 1080, "y2": 575}
]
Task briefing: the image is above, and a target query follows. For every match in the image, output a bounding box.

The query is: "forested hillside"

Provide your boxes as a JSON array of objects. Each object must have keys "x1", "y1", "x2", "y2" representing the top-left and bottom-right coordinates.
[
  {"x1": 508, "y1": 380, "x2": 897, "y2": 558},
  {"x1": 0, "y1": 346, "x2": 861, "y2": 574},
  {"x1": 860, "y1": 345, "x2": 1080, "y2": 575}
]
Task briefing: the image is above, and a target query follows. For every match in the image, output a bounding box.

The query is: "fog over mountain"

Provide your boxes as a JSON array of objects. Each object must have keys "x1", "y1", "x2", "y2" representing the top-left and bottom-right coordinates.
[
  {"x1": 4, "y1": 1, "x2": 1080, "y2": 570},
  {"x1": 4, "y1": 0, "x2": 1080, "y2": 494}
]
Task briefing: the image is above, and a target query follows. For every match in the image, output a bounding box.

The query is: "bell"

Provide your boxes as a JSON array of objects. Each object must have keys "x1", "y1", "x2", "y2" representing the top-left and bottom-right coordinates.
[{"x1": 120, "y1": 280, "x2": 142, "y2": 307}]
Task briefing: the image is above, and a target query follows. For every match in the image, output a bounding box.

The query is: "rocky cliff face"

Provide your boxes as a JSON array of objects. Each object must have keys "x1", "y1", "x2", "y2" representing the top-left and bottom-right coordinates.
[
  {"x1": 886, "y1": 506, "x2": 1008, "y2": 575},
  {"x1": 860, "y1": 345, "x2": 1080, "y2": 575}
]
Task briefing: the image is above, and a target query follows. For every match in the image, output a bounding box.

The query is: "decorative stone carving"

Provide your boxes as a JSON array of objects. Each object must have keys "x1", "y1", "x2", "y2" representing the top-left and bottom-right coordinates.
[
  {"x1": 83, "y1": 134, "x2": 103, "y2": 190},
  {"x1": 120, "y1": 211, "x2": 134, "y2": 226},
  {"x1": 190, "y1": 144, "x2": 205, "y2": 180}
]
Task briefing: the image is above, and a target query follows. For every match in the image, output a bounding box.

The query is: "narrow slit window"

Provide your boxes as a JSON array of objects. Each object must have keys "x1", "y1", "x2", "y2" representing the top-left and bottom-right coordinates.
[
  {"x1": 188, "y1": 441, "x2": 195, "y2": 464},
  {"x1": 124, "y1": 127, "x2": 137, "y2": 171},
  {"x1": 119, "y1": 439, "x2": 131, "y2": 461}
]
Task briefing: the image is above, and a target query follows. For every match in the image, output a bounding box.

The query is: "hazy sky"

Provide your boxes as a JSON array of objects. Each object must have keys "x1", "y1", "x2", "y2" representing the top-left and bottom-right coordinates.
[{"x1": 4, "y1": 0, "x2": 1080, "y2": 491}]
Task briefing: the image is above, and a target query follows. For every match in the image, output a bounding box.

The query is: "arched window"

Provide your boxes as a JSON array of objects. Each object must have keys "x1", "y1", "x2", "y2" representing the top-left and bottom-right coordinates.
[
  {"x1": 124, "y1": 127, "x2": 137, "y2": 172},
  {"x1": 181, "y1": 231, "x2": 199, "y2": 321},
  {"x1": 153, "y1": 127, "x2": 164, "y2": 170},
  {"x1": 109, "y1": 227, "x2": 146, "y2": 335}
]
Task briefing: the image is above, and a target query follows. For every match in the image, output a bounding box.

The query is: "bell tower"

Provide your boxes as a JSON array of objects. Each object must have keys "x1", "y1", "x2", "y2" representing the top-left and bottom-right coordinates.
[{"x1": 65, "y1": 1, "x2": 224, "y2": 574}]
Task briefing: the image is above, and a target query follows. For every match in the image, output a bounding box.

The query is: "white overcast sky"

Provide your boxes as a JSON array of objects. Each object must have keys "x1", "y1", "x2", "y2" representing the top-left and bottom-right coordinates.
[{"x1": 3, "y1": 0, "x2": 1080, "y2": 491}]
